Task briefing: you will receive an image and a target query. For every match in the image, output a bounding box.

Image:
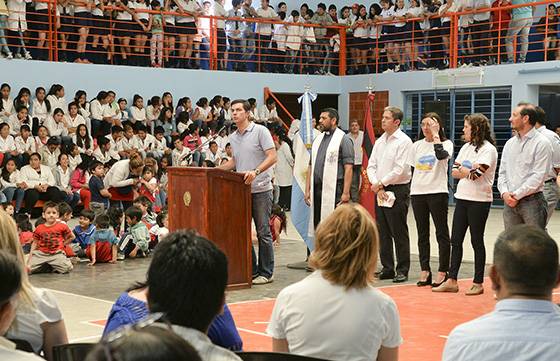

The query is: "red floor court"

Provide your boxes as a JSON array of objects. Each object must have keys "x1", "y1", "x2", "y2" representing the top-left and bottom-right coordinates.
[{"x1": 229, "y1": 278, "x2": 560, "y2": 361}]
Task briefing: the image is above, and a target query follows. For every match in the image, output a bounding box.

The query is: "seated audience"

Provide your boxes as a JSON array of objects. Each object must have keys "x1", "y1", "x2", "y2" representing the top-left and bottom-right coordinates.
[
  {"x1": 146, "y1": 230, "x2": 243, "y2": 360},
  {"x1": 442, "y1": 225, "x2": 560, "y2": 360},
  {"x1": 267, "y1": 203, "x2": 401, "y2": 361},
  {"x1": 86, "y1": 324, "x2": 202, "y2": 361}
]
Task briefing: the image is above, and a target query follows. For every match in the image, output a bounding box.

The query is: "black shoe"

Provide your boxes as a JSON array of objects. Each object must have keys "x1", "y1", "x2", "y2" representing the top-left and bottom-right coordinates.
[
  {"x1": 393, "y1": 273, "x2": 408, "y2": 283},
  {"x1": 431, "y1": 272, "x2": 449, "y2": 288},
  {"x1": 416, "y1": 272, "x2": 432, "y2": 287},
  {"x1": 377, "y1": 271, "x2": 396, "y2": 280}
]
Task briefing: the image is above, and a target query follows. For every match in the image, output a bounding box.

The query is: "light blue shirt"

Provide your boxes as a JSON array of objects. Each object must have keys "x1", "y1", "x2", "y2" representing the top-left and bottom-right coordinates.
[
  {"x1": 443, "y1": 299, "x2": 560, "y2": 361},
  {"x1": 511, "y1": 0, "x2": 533, "y2": 20},
  {"x1": 497, "y1": 127, "x2": 552, "y2": 200}
]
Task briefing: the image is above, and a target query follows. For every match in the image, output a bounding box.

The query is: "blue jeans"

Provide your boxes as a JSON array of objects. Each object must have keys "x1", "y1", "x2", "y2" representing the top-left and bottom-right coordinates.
[
  {"x1": 3, "y1": 187, "x2": 25, "y2": 212},
  {"x1": 0, "y1": 15, "x2": 11, "y2": 56},
  {"x1": 63, "y1": 191, "x2": 81, "y2": 209},
  {"x1": 503, "y1": 192, "x2": 547, "y2": 230},
  {"x1": 251, "y1": 190, "x2": 274, "y2": 279}
]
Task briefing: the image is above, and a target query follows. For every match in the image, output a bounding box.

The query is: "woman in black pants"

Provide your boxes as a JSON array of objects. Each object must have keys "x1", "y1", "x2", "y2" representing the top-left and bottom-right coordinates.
[
  {"x1": 433, "y1": 113, "x2": 498, "y2": 296},
  {"x1": 19, "y1": 153, "x2": 64, "y2": 214},
  {"x1": 408, "y1": 112, "x2": 453, "y2": 287}
]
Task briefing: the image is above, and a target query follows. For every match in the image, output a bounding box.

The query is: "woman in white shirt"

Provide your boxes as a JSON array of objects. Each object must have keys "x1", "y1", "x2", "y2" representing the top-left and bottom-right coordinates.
[
  {"x1": 19, "y1": 152, "x2": 64, "y2": 214},
  {"x1": 46, "y1": 84, "x2": 66, "y2": 116},
  {"x1": 0, "y1": 122, "x2": 18, "y2": 163},
  {"x1": 163, "y1": 2, "x2": 177, "y2": 67},
  {"x1": 191, "y1": 97, "x2": 211, "y2": 128},
  {"x1": 405, "y1": 0, "x2": 424, "y2": 70},
  {"x1": 351, "y1": 5, "x2": 370, "y2": 74},
  {"x1": 433, "y1": 113, "x2": 498, "y2": 296},
  {"x1": 130, "y1": 94, "x2": 147, "y2": 125},
  {"x1": 90, "y1": 91, "x2": 113, "y2": 138},
  {"x1": 64, "y1": 102, "x2": 86, "y2": 136},
  {"x1": 7, "y1": 104, "x2": 31, "y2": 137},
  {"x1": 73, "y1": 0, "x2": 92, "y2": 61},
  {"x1": 32, "y1": 87, "x2": 50, "y2": 131},
  {"x1": 267, "y1": 204, "x2": 401, "y2": 361},
  {"x1": 145, "y1": 96, "x2": 161, "y2": 133},
  {"x1": 0, "y1": 158, "x2": 25, "y2": 212},
  {"x1": 103, "y1": 154, "x2": 145, "y2": 206},
  {"x1": 175, "y1": 0, "x2": 201, "y2": 69},
  {"x1": 377, "y1": 0, "x2": 397, "y2": 71},
  {"x1": 274, "y1": 135, "x2": 294, "y2": 211},
  {"x1": 72, "y1": 124, "x2": 95, "y2": 157},
  {"x1": 407, "y1": 113, "x2": 453, "y2": 288},
  {"x1": 131, "y1": 0, "x2": 150, "y2": 65},
  {"x1": 0, "y1": 211, "x2": 69, "y2": 361},
  {"x1": 55, "y1": 153, "x2": 81, "y2": 208},
  {"x1": 0, "y1": 83, "x2": 13, "y2": 122},
  {"x1": 74, "y1": 90, "x2": 91, "y2": 122},
  {"x1": 391, "y1": 0, "x2": 408, "y2": 71},
  {"x1": 43, "y1": 108, "x2": 69, "y2": 139}
]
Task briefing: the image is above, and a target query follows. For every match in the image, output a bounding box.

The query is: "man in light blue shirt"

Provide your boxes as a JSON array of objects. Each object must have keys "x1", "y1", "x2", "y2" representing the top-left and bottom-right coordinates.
[
  {"x1": 497, "y1": 104, "x2": 551, "y2": 230},
  {"x1": 504, "y1": 0, "x2": 534, "y2": 63},
  {"x1": 443, "y1": 225, "x2": 560, "y2": 361}
]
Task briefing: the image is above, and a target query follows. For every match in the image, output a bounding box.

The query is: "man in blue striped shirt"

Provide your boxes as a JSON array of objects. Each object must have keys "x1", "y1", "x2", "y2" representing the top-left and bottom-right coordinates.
[{"x1": 443, "y1": 225, "x2": 560, "y2": 361}]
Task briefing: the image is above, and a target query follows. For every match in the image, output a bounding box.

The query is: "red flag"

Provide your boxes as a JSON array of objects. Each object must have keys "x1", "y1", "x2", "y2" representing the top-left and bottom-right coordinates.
[{"x1": 360, "y1": 93, "x2": 376, "y2": 219}]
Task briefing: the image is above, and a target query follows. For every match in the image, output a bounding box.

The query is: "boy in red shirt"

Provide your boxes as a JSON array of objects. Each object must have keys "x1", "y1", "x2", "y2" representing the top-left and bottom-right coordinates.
[{"x1": 27, "y1": 202, "x2": 75, "y2": 274}]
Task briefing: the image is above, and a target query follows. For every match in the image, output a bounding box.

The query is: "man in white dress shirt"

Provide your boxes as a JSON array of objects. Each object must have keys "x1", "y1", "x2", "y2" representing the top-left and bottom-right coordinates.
[
  {"x1": 498, "y1": 104, "x2": 552, "y2": 230},
  {"x1": 443, "y1": 225, "x2": 560, "y2": 361},
  {"x1": 366, "y1": 106, "x2": 412, "y2": 283},
  {"x1": 534, "y1": 106, "x2": 560, "y2": 226}
]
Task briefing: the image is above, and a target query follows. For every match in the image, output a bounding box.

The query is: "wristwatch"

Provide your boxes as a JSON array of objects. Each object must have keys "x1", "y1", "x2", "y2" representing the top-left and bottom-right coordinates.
[{"x1": 254, "y1": 168, "x2": 261, "y2": 175}]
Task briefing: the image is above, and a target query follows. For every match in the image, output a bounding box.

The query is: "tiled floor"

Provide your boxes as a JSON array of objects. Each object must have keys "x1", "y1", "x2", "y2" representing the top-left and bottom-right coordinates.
[{"x1": 29, "y1": 207, "x2": 560, "y2": 356}]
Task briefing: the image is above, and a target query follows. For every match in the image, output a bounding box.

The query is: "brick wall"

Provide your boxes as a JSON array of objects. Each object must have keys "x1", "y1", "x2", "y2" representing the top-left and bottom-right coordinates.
[{"x1": 349, "y1": 91, "x2": 389, "y2": 136}]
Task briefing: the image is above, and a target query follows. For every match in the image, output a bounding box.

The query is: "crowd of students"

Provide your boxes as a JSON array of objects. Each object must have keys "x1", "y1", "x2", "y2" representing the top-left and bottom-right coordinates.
[{"x1": 0, "y1": 0, "x2": 549, "y2": 74}]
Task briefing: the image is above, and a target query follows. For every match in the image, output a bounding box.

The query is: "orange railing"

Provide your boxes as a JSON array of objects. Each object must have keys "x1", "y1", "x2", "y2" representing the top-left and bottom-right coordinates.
[{"x1": 0, "y1": 0, "x2": 558, "y2": 74}]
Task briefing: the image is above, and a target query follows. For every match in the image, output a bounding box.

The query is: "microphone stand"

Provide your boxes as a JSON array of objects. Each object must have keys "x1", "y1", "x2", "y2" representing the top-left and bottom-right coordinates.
[{"x1": 183, "y1": 125, "x2": 227, "y2": 165}]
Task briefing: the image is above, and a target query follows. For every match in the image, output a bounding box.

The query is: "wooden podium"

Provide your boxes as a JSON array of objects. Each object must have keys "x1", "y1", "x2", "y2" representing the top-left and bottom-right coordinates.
[{"x1": 167, "y1": 167, "x2": 252, "y2": 289}]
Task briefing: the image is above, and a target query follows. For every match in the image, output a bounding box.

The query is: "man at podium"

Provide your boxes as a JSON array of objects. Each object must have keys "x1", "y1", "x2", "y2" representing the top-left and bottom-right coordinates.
[{"x1": 218, "y1": 99, "x2": 278, "y2": 285}]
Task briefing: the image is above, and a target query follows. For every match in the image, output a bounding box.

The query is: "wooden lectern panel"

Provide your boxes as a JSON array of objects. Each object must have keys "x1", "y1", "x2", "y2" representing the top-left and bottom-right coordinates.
[{"x1": 167, "y1": 167, "x2": 252, "y2": 289}]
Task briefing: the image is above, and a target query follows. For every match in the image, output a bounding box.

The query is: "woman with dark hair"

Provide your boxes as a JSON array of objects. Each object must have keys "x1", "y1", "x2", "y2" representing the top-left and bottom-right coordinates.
[
  {"x1": 433, "y1": 113, "x2": 498, "y2": 296},
  {"x1": 46, "y1": 84, "x2": 66, "y2": 116},
  {"x1": 1, "y1": 158, "x2": 25, "y2": 212},
  {"x1": 55, "y1": 153, "x2": 80, "y2": 208},
  {"x1": 13, "y1": 87, "x2": 31, "y2": 109},
  {"x1": 19, "y1": 153, "x2": 64, "y2": 214},
  {"x1": 102, "y1": 281, "x2": 243, "y2": 352},
  {"x1": 407, "y1": 112, "x2": 454, "y2": 287},
  {"x1": 31, "y1": 87, "x2": 50, "y2": 134},
  {"x1": 146, "y1": 96, "x2": 161, "y2": 133},
  {"x1": 273, "y1": 129, "x2": 294, "y2": 211},
  {"x1": 74, "y1": 90, "x2": 91, "y2": 121},
  {"x1": 351, "y1": 5, "x2": 370, "y2": 74},
  {"x1": 130, "y1": 94, "x2": 147, "y2": 126},
  {"x1": 87, "y1": 324, "x2": 202, "y2": 361}
]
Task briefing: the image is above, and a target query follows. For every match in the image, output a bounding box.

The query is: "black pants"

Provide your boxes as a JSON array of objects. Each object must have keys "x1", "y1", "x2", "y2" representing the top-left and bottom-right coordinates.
[
  {"x1": 23, "y1": 187, "x2": 64, "y2": 214},
  {"x1": 257, "y1": 34, "x2": 272, "y2": 72},
  {"x1": 375, "y1": 183, "x2": 411, "y2": 276},
  {"x1": 350, "y1": 164, "x2": 362, "y2": 203},
  {"x1": 313, "y1": 181, "x2": 343, "y2": 228},
  {"x1": 449, "y1": 199, "x2": 491, "y2": 284},
  {"x1": 278, "y1": 186, "x2": 292, "y2": 211},
  {"x1": 411, "y1": 193, "x2": 450, "y2": 273},
  {"x1": 471, "y1": 20, "x2": 490, "y2": 62}
]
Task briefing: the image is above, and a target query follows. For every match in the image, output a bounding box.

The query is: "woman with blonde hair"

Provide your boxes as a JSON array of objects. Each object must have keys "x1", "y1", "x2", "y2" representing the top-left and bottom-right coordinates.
[
  {"x1": 267, "y1": 203, "x2": 401, "y2": 361},
  {"x1": 0, "y1": 211, "x2": 69, "y2": 360}
]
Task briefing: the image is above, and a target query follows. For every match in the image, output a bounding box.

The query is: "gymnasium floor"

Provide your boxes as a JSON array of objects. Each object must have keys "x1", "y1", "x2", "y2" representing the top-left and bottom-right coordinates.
[{"x1": 30, "y1": 208, "x2": 560, "y2": 360}]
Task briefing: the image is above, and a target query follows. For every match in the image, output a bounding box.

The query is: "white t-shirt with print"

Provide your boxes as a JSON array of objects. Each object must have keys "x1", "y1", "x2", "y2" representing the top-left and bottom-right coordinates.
[
  {"x1": 454, "y1": 140, "x2": 498, "y2": 202},
  {"x1": 267, "y1": 271, "x2": 402, "y2": 361},
  {"x1": 408, "y1": 138, "x2": 454, "y2": 195}
]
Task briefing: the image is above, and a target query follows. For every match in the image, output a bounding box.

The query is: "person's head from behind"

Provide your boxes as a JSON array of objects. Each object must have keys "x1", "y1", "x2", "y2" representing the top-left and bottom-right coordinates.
[
  {"x1": 147, "y1": 230, "x2": 228, "y2": 332},
  {"x1": 15, "y1": 213, "x2": 33, "y2": 233},
  {"x1": 42, "y1": 202, "x2": 59, "y2": 224},
  {"x1": 85, "y1": 324, "x2": 202, "y2": 361},
  {"x1": 0, "y1": 250, "x2": 22, "y2": 335},
  {"x1": 125, "y1": 206, "x2": 143, "y2": 227},
  {"x1": 156, "y1": 211, "x2": 168, "y2": 229},
  {"x1": 107, "y1": 206, "x2": 124, "y2": 229},
  {"x1": 309, "y1": 203, "x2": 379, "y2": 289},
  {"x1": 58, "y1": 202, "x2": 73, "y2": 222},
  {"x1": 95, "y1": 214, "x2": 111, "y2": 230},
  {"x1": 492, "y1": 225, "x2": 560, "y2": 300}
]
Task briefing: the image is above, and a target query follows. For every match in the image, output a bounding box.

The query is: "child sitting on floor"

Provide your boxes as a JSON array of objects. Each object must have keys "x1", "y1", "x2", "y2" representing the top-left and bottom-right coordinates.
[
  {"x1": 107, "y1": 206, "x2": 125, "y2": 238},
  {"x1": 72, "y1": 209, "x2": 96, "y2": 257},
  {"x1": 16, "y1": 213, "x2": 34, "y2": 254},
  {"x1": 270, "y1": 204, "x2": 287, "y2": 247},
  {"x1": 87, "y1": 214, "x2": 118, "y2": 265},
  {"x1": 58, "y1": 202, "x2": 76, "y2": 257},
  {"x1": 133, "y1": 195, "x2": 157, "y2": 226},
  {"x1": 148, "y1": 211, "x2": 169, "y2": 249},
  {"x1": 118, "y1": 206, "x2": 150, "y2": 259},
  {"x1": 27, "y1": 201, "x2": 75, "y2": 274}
]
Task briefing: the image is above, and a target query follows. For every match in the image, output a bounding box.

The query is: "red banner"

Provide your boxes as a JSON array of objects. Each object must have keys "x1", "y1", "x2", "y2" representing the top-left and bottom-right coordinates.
[{"x1": 360, "y1": 93, "x2": 376, "y2": 219}]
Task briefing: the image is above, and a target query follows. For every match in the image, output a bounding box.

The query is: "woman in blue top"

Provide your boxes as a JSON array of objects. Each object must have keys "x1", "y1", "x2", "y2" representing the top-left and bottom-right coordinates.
[{"x1": 103, "y1": 282, "x2": 243, "y2": 351}]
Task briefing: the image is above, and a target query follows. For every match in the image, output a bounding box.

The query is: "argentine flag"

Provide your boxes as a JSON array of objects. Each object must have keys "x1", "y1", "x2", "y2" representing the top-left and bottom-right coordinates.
[{"x1": 290, "y1": 90, "x2": 316, "y2": 251}]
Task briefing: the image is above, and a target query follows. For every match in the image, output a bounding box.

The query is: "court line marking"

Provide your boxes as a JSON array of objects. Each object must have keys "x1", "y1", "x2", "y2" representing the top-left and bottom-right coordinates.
[
  {"x1": 254, "y1": 321, "x2": 270, "y2": 324},
  {"x1": 47, "y1": 289, "x2": 115, "y2": 305},
  {"x1": 81, "y1": 320, "x2": 107, "y2": 329},
  {"x1": 237, "y1": 327, "x2": 270, "y2": 338}
]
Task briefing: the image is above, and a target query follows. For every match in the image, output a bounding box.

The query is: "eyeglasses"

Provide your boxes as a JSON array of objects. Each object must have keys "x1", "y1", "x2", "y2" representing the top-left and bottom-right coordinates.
[{"x1": 101, "y1": 312, "x2": 171, "y2": 361}]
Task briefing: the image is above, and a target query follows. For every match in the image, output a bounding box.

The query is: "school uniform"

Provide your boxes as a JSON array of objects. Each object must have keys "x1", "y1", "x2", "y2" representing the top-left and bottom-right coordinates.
[{"x1": 174, "y1": 0, "x2": 198, "y2": 35}]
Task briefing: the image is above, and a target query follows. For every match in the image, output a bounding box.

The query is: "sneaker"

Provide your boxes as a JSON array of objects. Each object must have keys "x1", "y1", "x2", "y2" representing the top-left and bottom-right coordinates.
[
  {"x1": 383, "y1": 68, "x2": 394, "y2": 73},
  {"x1": 15, "y1": 53, "x2": 22, "y2": 59},
  {"x1": 24, "y1": 52, "x2": 32, "y2": 60},
  {"x1": 6, "y1": 53, "x2": 13, "y2": 60},
  {"x1": 117, "y1": 252, "x2": 125, "y2": 261},
  {"x1": 253, "y1": 275, "x2": 273, "y2": 285}
]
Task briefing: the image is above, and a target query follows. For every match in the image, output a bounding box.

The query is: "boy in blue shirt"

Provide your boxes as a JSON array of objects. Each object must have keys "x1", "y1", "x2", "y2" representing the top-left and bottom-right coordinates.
[
  {"x1": 89, "y1": 161, "x2": 112, "y2": 217},
  {"x1": 72, "y1": 209, "x2": 96, "y2": 257}
]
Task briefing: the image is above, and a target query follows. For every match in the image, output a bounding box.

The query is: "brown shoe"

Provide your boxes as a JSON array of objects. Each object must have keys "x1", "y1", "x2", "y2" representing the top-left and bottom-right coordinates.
[
  {"x1": 465, "y1": 284, "x2": 484, "y2": 296},
  {"x1": 432, "y1": 281, "x2": 459, "y2": 293}
]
